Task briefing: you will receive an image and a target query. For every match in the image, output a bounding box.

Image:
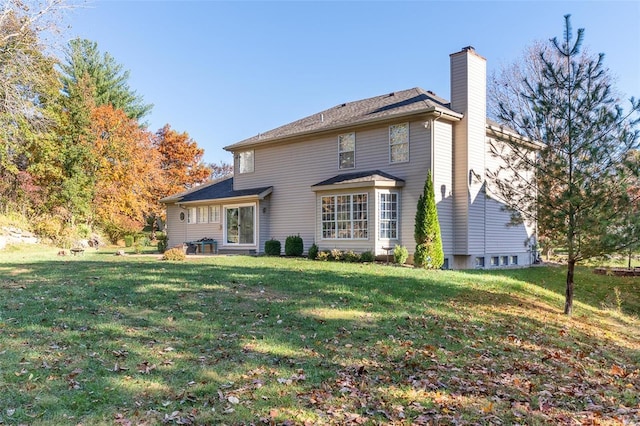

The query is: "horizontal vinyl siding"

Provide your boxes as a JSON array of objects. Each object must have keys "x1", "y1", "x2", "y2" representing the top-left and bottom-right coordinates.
[
  {"x1": 315, "y1": 188, "x2": 375, "y2": 254},
  {"x1": 484, "y1": 137, "x2": 537, "y2": 259},
  {"x1": 395, "y1": 122, "x2": 431, "y2": 255},
  {"x1": 433, "y1": 120, "x2": 453, "y2": 255},
  {"x1": 451, "y1": 49, "x2": 487, "y2": 255},
  {"x1": 232, "y1": 120, "x2": 436, "y2": 254},
  {"x1": 165, "y1": 203, "x2": 225, "y2": 249}
]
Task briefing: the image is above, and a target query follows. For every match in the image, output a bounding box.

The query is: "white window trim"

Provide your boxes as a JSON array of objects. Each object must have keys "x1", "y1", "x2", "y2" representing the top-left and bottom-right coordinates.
[
  {"x1": 321, "y1": 193, "x2": 368, "y2": 240},
  {"x1": 223, "y1": 202, "x2": 257, "y2": 247},
  {"x1": 197, "y1": 206, "x2": 208, "y2": 224},
  {"x1": 378, "y1": 191, "x2": 399, "y2": 240},
  {"x1": 389, "y1": 122, "x2": 409, "y2": 164},
  {"x1": 187, "y1": 207, "x2": 197, "y2": 224},
  {"x1": 338, "y1": 132, "x2": 355, "y2": 170},
  {"x1": 237, "y1": 150, "x2": 254, "y2": 174},
  {"x1": 209, "y1": 205, "x2": 221, "y2": 223}
]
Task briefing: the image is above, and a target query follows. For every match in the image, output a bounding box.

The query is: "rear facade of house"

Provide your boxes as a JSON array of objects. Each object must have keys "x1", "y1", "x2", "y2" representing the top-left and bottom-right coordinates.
[{"x1": 161, "y1": 47, "x2": 538, "y2": 269}]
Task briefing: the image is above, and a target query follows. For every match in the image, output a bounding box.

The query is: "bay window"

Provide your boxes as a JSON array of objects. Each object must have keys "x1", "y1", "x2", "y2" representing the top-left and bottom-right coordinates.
[{"x1": 321, "y1": 193, "x2": 368, "y2": 239}]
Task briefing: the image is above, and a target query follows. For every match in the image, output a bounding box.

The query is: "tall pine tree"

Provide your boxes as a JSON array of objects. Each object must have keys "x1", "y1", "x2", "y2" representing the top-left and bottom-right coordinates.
[
  {"x1": 487, "y1": 15, "x2": 640, "y2": 315},
  {"x1": 59, "y1": 38, "x2": 153, "y2": 121},
  {"x1": 414, "y1": 170, "x2": 444, "y2": 269}
]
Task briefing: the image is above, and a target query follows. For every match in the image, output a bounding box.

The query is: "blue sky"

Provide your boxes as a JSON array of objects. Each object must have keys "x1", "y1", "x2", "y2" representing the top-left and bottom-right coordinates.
[{"x1": 62, "y1": 1, "x2": 640, "y2": 164}]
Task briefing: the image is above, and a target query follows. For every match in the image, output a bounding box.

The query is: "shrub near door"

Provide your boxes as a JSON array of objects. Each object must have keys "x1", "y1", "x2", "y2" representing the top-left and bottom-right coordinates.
[{"x1": 264, "y1": 239, "x2": 281, "y2": 256}]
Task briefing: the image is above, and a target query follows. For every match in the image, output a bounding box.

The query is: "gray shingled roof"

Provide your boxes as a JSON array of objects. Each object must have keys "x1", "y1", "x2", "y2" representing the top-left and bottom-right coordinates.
[
  {"x1": 225, "y1": 87, "x2": 459, "y2": 150},
  {"x1": 162, "y1": 177, "x2": 272, "y2": 204},
  {"x1": 312, "y1": 170, "x2": 405, "y2": 187}
]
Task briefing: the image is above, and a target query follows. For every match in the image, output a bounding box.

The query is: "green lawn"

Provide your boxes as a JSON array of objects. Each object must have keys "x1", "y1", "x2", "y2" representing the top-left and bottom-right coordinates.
[{"x1": 0, "y1": 245, "x2": 638, "y2": 425}]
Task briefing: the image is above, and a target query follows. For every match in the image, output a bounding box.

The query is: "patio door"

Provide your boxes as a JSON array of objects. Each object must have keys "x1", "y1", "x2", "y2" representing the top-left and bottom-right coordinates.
[{"x1": 225, "y1": 205, "x2": 255, "y2": 245}]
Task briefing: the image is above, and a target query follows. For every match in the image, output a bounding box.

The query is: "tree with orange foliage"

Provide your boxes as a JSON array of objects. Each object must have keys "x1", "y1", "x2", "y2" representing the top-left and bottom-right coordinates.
[
  {"x1": 154, "y1": 124, "x2": 211, "y2": 196},
  {"x1": 90, "y1": 105, "x2": 162, "y2": 242}
]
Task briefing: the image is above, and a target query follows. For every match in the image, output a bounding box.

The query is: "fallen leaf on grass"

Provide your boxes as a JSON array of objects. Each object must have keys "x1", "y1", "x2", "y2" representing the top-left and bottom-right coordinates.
[
  {"x1": 137, "y1": 361, "x2": 157, "y2": 374},
  {"x1": 112, "y1": 363, "x2": 129, "y2": 372},
  {"x1": 610, "y1": 364, "x2": 625, "y2": 377}
]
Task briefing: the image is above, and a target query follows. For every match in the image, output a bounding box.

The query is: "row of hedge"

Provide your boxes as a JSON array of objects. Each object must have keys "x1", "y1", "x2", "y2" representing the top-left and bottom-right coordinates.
[
  {"x1": 265, "y1": 237, "x2": 410, "y2": 265},
  {"x1": 265, "y1": 235, "x2": 304, "y2": 256}
]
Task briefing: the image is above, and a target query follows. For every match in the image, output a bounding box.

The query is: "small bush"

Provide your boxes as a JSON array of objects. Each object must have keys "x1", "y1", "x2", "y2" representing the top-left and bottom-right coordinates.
[
  {"x1": 157, "y1": 234, "x2": 168, "y2": 253},
  {"x1": 308, "y1": 243, "x2": 319, "y2": 260},
  {"x1": 162, "y1": 247, "x2": 186, "y2": 261},
  {"x1": 264, "y1": 239, "x2": 281, "y2": 256},
  {"x1": 316, "y1": 251, "x2": 330, "y2": 261},
  {"x1": 343, "y1": 250, "x2": 360, "y2": 263},
  {"x1": 393, "y1": 244, "x2": 409, "y2": 265},
  {"x1": 285, "y1": 235, "x2": 304, "y2": 256},
  {"x1": 330, "y1": 248, "x2": 342, "y2": 261},
  {"x1": 124, "y1": 235, "x2": 134, "y2": 247},
  {"x1": 360, "y1": 251, "x2": 375, "y2": 263}
]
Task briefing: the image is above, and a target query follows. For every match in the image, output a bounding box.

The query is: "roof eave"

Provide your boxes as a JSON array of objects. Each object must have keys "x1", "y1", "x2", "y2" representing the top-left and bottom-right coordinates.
[
  {"x1": 159, "y1": 176, "x2": 234, "y2": 204},
  {"x1": 224, "y1": 106, "x2": 462, "y2": 152},
  {"x1": 486, "y1": 124, "x2": 544, "y2": 150},
  {"x1": 175, "y1": 187, "x2": 273, "y2": 205},
  {"x1": 311, "y1": 180, "x2": 405, "y2": 192}
]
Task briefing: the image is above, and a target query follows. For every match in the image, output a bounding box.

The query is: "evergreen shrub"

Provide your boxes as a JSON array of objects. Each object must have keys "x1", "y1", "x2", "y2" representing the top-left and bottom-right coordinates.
[
  {"x1": 285, "y1": 235, "x2": 304, "y2": 256},
  {"x1": 265, "y1": 239, "x2": 281, "y2": 256},
  {"x1": 360, "y1": 251, "x2": 375, "y2": 263},
  {"x1": 308, "y1": 243, "x2": 319, "y2": 260}
]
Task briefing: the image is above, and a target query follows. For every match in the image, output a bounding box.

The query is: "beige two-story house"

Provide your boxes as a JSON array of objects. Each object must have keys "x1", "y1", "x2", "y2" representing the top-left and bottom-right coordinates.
[{"x1": 161, "y1": 46, "x2": 539, "y2": 269}]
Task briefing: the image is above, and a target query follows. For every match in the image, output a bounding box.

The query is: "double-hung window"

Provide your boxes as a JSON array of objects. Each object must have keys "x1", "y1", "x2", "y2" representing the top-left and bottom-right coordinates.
[
  {"x1": 197, "y1": 206, "x2": 208, "y2": 223},
  {"x1": 238, "y1": 150, "x2": 254, "y2": 174},
  {"x1": 389, "y1": 123, "x2": 409, "y2": 163},
  {"x1": 338, "y1": 133, "x2": 355, "y2": 169},
  {"x1": 187, "y1": 207, "x2": 197, "y2": 224},
  {"x1": 379, "y1": 192, "x2": 398, "y2": 239},
  {"x1": 321, "y1": 193, "x2": 367, "y2": 239},
  {"x1": 209, "y1": 205, "x2": 220, "y2": 223}
]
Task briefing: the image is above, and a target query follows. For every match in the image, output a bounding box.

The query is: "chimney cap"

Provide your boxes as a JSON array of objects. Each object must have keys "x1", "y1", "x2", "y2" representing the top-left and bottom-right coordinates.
[{"x1": 462, "y1": 45, "x2": 475, "y2": 52}]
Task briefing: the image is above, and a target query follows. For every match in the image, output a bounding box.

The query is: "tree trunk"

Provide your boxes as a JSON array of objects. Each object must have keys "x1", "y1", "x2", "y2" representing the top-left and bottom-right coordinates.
[{"x1": 564, "y1": 258, "x2": 575, "y2": 315}]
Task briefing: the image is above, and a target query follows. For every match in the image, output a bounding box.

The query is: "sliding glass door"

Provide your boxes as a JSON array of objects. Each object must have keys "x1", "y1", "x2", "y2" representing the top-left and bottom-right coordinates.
[{"x1": 225, "y1": 205, "x2": 255, "y2": 245}]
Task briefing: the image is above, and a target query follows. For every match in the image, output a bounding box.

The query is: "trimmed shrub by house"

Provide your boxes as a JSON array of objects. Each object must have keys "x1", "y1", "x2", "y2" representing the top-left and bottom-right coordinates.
[
  {"x1": 308, "y1": 243, "x2": 319, "y2": 260},
  {"x1": 343, "y1": 250, "x2": 360, "y2": 263},
  {"x1": 264, "y1": 239, "x2": 281, "y2": 256},
  {"x1": 393, "y1": 244, "x2": 409, "y2": 265},
  {"x1": 360, "y1": 251, "x2": 375, "y2": 263},
  {"x1": 284, "y1": 235, "x2": 304, "y2": 256}
]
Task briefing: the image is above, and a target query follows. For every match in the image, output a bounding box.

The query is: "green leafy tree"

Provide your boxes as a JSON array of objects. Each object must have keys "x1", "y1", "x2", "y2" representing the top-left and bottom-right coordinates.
[
  {"x1": 59, "y1": 38, "x2": 153, "y2": 121},
  {"x1": 414, "y1": 170, "x2": 444, "y2": 269},
  {"x1": 0, "y1": 4, "x2": 64, "y2": 214},
  {"x1": 487, "y1": 15, "x2": 640, "y2": 315}
]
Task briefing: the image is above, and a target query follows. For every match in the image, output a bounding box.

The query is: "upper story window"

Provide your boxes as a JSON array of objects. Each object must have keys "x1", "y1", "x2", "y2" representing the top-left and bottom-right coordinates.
[
  {"x1": 238, "y1": 150, "x2": 254, "y2": 174},
  {"x1": 389, "y1": 123, "x2": 409, "y2": 163},
  {"x1": 338, "y1": 132, "x2": 355, "y2": 169}
]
